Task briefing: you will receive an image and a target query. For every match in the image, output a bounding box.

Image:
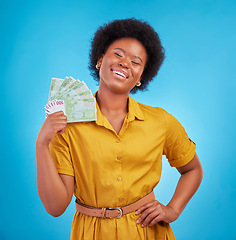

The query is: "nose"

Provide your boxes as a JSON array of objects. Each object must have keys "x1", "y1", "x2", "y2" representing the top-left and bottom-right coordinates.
[{"x1": 119, "y1": 58, "x2": 130, "y2": 69}]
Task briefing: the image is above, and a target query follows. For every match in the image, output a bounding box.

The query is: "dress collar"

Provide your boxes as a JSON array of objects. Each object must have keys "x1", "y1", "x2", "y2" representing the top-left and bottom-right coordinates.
[
  {"x1": 127, "y1": 95, "x2": 145, "y2": 122},
  {"x1": 93, "y1": 91, "x2": 144, "y2": 127}
]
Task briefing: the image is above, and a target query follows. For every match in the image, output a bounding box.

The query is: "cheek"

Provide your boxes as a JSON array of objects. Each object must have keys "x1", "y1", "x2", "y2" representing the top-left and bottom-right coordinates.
[
  {"x1": 99, "y1": 64, "x2": 110, "y2": 80},
  {"x1": 99, "y1": 60, "x2": 108, "y2": 78},
  {"x1": 134, "y1": 68, "x2": 144, "y2": 79}
]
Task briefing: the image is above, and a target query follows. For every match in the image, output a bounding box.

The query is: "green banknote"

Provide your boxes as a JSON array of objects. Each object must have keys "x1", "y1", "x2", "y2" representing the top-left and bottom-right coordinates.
[
  {"x1": 50, "y1": 76, "x2": 76, "y2": 101},
  {"x1": 64, "y1": 98, "x2": 96, "y2": 123},
  {"x1": 48, "y1": 78, "x2": 64, "y2": 101},
  {"x1": 47, "y1": 76, "x2": 96, "y2": 122}
]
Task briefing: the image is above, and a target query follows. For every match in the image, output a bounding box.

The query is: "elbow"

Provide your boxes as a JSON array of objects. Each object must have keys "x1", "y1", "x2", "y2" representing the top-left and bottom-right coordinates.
[
  {"x1": 37, "y1": 190, "x2": 69, "y2": 217},
  {"x1": 195, "y1": 162, "x2": 204, "y2": 187},
  {"x1": 198, "y1": 156, "x2": 204, "y2": 180},
  {"x1": 200, "y1": 165, "x2": 204, "y2": 182},
  {"x1": 45, "y1": 206, "x2": 66, "y2": 217},
  {"x1": 194, "y1": 153, "x2": 204, "y2": 183},
  {"x1": 49, "y1": 212, "x2": 63, "y2": 218},
  {"x1": 40, "y1": 196, "x2": 67, "y2": 217}
]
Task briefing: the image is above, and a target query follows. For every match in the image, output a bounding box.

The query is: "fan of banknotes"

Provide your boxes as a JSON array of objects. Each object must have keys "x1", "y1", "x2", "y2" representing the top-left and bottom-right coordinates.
[{"x1": 45, "y1": 76, "x2": 97, "y2": 122}]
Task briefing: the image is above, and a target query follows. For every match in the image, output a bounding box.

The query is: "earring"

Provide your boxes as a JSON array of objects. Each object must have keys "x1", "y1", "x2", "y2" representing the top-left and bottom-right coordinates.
[
  {"x1": 136, "y1": 82, "x2": 141, "y2": 87},
  {"x1": 96, "y1": 63, "x2": 100, "y2": 69}
]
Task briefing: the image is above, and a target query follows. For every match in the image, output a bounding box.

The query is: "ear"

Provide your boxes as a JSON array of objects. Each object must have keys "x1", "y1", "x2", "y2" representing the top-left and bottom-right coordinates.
[
  {"x1": 97, "y1": 54, "x2": 104, "y2": 66},
  {"x1": 137, "y1": 72, "x2": 144, "y2": 83}
]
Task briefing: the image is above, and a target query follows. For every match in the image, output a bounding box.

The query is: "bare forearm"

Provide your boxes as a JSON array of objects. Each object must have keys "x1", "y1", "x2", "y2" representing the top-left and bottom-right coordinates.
[
  {"x1": 36, "y1": 142, "x2": 69, "y2": 216},
  {"x1": 135, "y1": 154, "x2": 203, "y2": 227},
  {"x1": 167, "y1": 162, "x2": 203, "y2": 215}
]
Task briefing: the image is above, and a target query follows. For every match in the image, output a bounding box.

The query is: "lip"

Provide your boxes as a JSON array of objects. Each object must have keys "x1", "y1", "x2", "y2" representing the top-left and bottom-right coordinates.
[{"x1": 111, "y1": 67, "x2": 129, "y2": 79}]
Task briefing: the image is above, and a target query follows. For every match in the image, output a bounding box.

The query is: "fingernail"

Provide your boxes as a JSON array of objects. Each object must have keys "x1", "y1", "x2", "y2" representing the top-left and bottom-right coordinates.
[
  {"x1": 136, "y1": 219, "x2": 140, "y2": 224},
  {"x1": 141, "y1": 224, "x2": 144, "y2": 228},
  {"x1": 135, "y1": 211, "x2": 138, "y2": 215}
]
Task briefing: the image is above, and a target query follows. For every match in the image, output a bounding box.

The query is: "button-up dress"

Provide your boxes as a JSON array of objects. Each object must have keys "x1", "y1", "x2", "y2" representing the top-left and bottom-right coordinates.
[{"x1": 49, "y1": 95, "x2": 196, "y2": 240}]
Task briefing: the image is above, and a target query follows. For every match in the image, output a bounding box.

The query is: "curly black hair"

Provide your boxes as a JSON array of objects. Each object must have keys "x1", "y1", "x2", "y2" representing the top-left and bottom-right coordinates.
[{"x1": 88, "y1": 18, "x2": 165, "y2": 93}]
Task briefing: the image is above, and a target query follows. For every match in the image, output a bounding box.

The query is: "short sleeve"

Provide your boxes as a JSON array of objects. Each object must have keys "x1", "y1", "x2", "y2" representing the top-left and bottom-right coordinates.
[
  {"x1": 162, "y1": 110, "x2": 196, "y2": 167},
  {"x1": 49, "y1": 131, "x2": 75, "y2": 176}
]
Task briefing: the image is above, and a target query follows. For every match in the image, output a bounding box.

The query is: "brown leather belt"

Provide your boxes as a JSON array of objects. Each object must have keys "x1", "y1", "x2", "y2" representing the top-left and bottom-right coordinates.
[{"x1": 75, "y1": 190, "x2": 155, "y2": 219}]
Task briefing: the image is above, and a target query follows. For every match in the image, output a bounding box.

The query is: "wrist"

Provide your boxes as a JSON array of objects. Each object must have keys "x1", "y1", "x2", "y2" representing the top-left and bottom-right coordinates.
[
  {"x1": 166, "y1": 204, "x2": 181, "y2": 218},
  {"x1": 35, "y1": 138, "x2": 50, "y2": 149}
]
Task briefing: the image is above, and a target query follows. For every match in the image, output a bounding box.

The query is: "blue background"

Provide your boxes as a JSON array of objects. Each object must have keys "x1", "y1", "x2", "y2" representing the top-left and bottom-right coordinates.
[{"x1": 1, "y1": 0, "x2": 235, "y2": 239}]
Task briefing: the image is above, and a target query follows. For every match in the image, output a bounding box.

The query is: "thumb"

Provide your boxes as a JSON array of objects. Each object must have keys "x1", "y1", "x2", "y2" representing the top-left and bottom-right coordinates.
[{"x1": 58, "y1": 127, "x2": 66, "y2": 135}]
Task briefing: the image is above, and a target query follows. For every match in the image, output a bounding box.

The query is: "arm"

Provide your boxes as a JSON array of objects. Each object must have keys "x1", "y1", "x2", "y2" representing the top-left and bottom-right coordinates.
[
  {"x1": 167, "y1": 153, "x2": 203, "y2": 215},
  {"x1": 36, "y1": 112, "x2": 74, "y2": 217},
  {"x1": 135, "y1": 153, "x2": 203, "y2": 227}
]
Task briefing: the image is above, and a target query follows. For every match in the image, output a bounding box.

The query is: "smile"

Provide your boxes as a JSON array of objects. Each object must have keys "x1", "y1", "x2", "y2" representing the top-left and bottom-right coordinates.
[
  {"x1": 111, "y1": 68, "x2": 129, "y2": 79},
  {"x1": 113, "y1": 70, "x2": 126, "y2": 78}
]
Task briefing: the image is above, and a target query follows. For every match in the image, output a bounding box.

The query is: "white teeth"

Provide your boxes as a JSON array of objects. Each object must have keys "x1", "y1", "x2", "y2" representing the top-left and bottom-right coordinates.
[{"x1": 113, "y1": 70, "x2": 126, "y2": 78}]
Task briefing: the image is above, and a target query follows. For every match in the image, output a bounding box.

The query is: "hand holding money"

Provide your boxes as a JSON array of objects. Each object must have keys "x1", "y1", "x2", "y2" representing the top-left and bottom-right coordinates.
[
  {"x1": 36, "y1": 111, "x2": 67, "y2": 147},
  {"x1": 45, "y1": 76, "x2": 97, "y2": 122}
]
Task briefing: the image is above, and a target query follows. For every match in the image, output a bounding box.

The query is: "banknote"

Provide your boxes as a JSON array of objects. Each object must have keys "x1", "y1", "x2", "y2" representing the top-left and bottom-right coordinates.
[
  {"x1": 46, "y1": 76, "x2": 96, "y2": 122},
  {"x1": 49, "y1": 76, "x2": 76, "y2": 101},
  {"x1": 64, "y1": 98, "x2": 96, "y2": 123},
  {"x1": 48, "y1": 78, "x2": 64, "y2": 101},
  {"x1": 45, "y1": 100, "x2": 65, "y2": 118},
  {"x1": 56, "y1": 81, "x2": 88, "y2": 100}
]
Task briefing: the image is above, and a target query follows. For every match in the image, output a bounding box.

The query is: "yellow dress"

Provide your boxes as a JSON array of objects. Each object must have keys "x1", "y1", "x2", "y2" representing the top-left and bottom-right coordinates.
[{"x1": 49, "y1": 95, "x2": 196, "y2": 240}]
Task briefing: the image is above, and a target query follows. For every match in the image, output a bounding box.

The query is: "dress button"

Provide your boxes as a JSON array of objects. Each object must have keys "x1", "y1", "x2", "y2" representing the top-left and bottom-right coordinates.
[
  {"x1": 116, "y1": 139, "x2": 120, "y2": 143},
  {"x1": 117, "y1": 156, "x2": 122, "y2": 160},
  {"x1": 117, "y1": 177, "x2": 122, "y2": 181}
]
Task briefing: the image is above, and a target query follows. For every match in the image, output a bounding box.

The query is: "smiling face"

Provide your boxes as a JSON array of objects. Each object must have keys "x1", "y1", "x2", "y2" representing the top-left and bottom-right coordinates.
[{"x1": 97, "y1": 37, "x2": 147, "y2": 95}]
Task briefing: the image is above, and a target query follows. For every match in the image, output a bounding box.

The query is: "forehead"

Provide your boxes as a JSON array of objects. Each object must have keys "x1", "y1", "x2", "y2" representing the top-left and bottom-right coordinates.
[{"x1": 106, "y1": 38, "x2": 147, "y2": 60}]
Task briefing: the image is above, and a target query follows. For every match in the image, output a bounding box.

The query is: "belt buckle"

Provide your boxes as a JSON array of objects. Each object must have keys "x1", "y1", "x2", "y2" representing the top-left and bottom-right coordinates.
[{"x1": 108, "y1": 207, "x2": 123, "y2": 219}]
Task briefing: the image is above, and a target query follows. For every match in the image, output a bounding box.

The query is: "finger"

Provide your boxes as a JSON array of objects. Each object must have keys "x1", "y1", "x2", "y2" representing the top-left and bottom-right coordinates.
[
  {"x1": 148, "y1": 205, "x2": 175, "y2": 226},
  {"x1": 49, "y1": 122, "x2": 67, "y2": 132},
  {"x1": 56, "y1": 123, "x2": 67, "y2": 131},
  {"x1": 58, "y1": 128, "x2": 65, "y2": 134},
  {"x1": 54, "y1": 119, "x2": 67, "y2": 125},
  {"x1": 53, "y1": 116, "x2": 67, "y2": 121},
  {"x1": 58, "y1": 122, "x2": 67, "y2": 133},
  {"x1": 48, "y1": 111, "x2": 67, "y2": 119},
  {"x1": 141, "y1": 210, "x2": 161, "y2": 227},
  {"x1": 148, "y1": 215, "x2": 164, "y2": 226},
  {"x1": 49, "y1": 114, "x2": 67, "y2": 121},
  {"x1": 136, "y1": 205, "x2": 159, "y2": 224},
  {"x1": 50, "y1": 123, "x2": 66, "y2": 135},
  {"x1": 52, "y1": 111, "x2": 66, "y2": 116},
  {"x1": 135, "y1": 200, "x2": 157, "y2": 215},
  {"x1": 50, "y1": 116, "x2": 67, "y2": 123}
]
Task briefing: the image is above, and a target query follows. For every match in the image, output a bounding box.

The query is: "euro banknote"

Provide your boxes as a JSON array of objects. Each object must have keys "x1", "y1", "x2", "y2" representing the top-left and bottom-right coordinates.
[{"x1": 45, "y1": 76, "x2": 96, "y2": 122}]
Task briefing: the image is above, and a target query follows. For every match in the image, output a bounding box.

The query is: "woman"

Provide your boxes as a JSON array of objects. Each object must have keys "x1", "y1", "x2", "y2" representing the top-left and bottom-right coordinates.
[{"x1": 36, "y1": 18, "x2": 203, "y2": 239}]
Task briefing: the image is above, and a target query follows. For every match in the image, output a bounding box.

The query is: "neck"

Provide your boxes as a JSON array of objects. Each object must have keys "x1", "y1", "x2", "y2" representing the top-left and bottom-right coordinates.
[{"x1": 96, "y1": 87, "x2": 129, "y2": 116}]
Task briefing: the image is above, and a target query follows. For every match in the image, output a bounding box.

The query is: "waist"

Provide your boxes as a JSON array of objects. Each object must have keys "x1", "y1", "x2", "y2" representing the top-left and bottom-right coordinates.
[{"x1": 75, "y1": 190, "x2": 155, "y2": 219}]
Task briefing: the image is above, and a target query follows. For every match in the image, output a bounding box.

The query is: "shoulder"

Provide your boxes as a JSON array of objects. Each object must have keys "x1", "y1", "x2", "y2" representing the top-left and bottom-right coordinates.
[
  {"x1": 134, "y1": 100, "x2": 170, "y2": 120},
  {"x1": 133, "y1": 99, "x2": 181, "y2": 130}
]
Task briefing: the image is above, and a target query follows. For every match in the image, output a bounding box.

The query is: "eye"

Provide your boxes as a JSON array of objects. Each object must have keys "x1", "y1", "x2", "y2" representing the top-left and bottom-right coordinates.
[
  {"x1": 131, "y1": 61, "x2": 140, "y2": 65},
  {"x1": 114, "y1": 52, "x2": 122, "y2": 57}
]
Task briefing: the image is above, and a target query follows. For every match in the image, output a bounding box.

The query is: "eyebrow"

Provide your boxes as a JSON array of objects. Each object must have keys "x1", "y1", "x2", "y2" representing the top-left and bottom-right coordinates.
[{"x1": 114, "y1": 48, "x2": 143, "y2": 63}]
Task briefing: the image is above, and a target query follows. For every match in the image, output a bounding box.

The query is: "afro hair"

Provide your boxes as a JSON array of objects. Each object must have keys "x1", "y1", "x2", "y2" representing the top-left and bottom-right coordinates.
[{"x1": 88, "y1": 18, "x2": 165, "y2": 93}]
